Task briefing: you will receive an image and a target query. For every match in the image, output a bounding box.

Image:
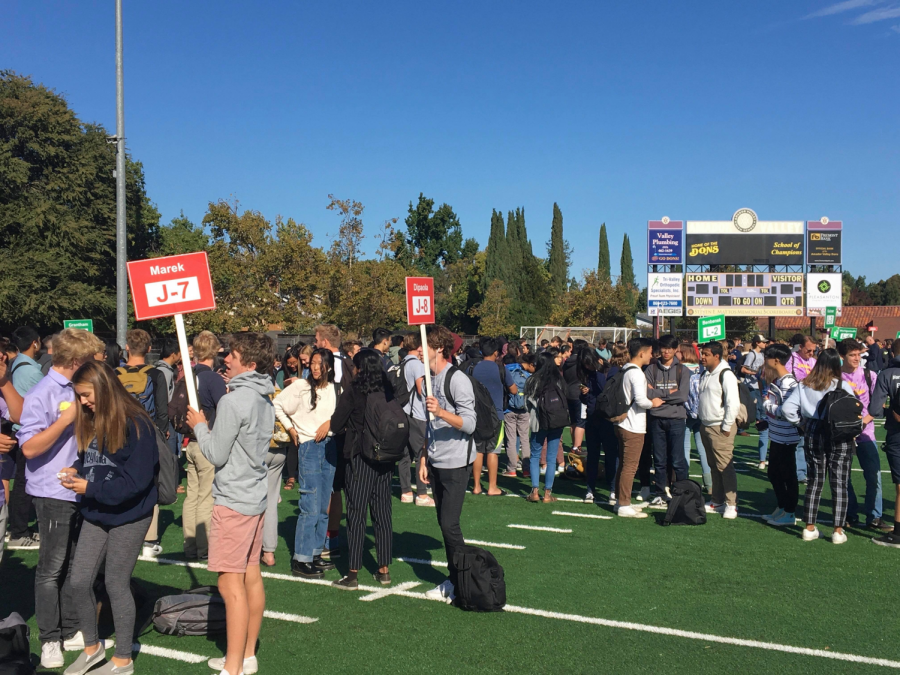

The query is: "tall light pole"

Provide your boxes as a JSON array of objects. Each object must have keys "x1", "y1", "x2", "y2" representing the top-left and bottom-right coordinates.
[{"x1": 115, "y1": 0, "x2": 127, "y2": 349}]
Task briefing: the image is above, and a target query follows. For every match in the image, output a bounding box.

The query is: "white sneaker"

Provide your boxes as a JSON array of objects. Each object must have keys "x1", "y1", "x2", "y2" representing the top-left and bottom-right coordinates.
[
  {"x1": 63, "y1": 631, "x2": 85, "y2": 651},
  {"x1": 616, "y1": 505, "x2": 648, "y2": 518},
  {"x1": 142, "y1": 542, "x2": 162, "y2": 558},
  {"x1": 705, "y1": 502, "x2": 726, "y2": 514},
  {"x1": 763, "y1": 508, "x2": 784, "y2": 522},
  {"x1": 424, "y1": 579, "x2": 455, "y2": 604},
  {"x1": 539, "y1": 465, "x2": 547, "y2": 476},
  {"x1": 758, "y1": 461, "x2": 767, "y2": 470},
  {"x1": 556, "y1": 464, "x2": 564, "y2": 475},
  {"x1": 637, "y1": 487, "x2": 650, "y2": 502},
  {"x1": 648, "y1": 495, "x2": 668, "y2": 509},
  {"x1": 41, "y1": 642, "x2": 64, "y2": 669},
  {"x1": 802, "y1": 527, "x2": 821, "y2": 541},
  {"x1": 832, "y1": 531, "x2": 848, "y2": 545},
  {"x1": 208, "y1": 655, "x2": 258, "y2": 674},
  {"x1": 583, "y1": 491, "x2": 595, "y2": 504},
  {"x1": 722, "y1": 505, "x2": 738, "y2": 519}
]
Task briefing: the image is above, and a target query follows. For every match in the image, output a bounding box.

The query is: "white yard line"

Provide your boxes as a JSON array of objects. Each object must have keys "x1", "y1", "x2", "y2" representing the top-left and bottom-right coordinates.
[
  {"x1": 359, "y1": 581, "x2": 422, "y2": 602},
  {"x1": 552, "y1": 510, "x2": 613, "y2": 520},
  {"x1": 464, "y1": 538, "x2": 525, "y2": 550},
  {"x1": 396, "y1": 556, "x2": 449, "y2": 568},
  {"x1": 262, "y1": 610, "x2": 318, "y2": 623},
  {"x1": 507, "y1": 524, "x2": 572, "y2": 533},
  {"x1": 131, "y1": 643, "x2": 208, "y2": 664}
]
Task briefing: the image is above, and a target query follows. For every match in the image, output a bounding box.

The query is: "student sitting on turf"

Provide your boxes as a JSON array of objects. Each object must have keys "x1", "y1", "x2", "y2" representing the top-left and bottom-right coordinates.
[{"x1": 186, "y1": 333, "x2": 276, "y2": 675}]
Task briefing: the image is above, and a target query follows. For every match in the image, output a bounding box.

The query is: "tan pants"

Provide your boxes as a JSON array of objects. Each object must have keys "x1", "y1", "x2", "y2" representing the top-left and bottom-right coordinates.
[
  {"x1": 144, "y1": 504, "x2": 159, "y2": 542},
  {"x1": 614, "y1": 427, "x2": 645, "y2": 506},
  {"x1": 699, "y1": 425, "x2": 738, "y2": 507},
  {"x1": 182, "y1": 441, "x2": 215, "y2": 558}
]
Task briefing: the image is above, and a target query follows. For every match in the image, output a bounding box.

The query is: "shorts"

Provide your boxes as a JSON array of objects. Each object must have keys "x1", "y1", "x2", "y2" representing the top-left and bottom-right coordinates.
[
  {"x1": 883, "y1": 432, "x2": 900, "y2": 484},
  {"x1": 208, "y1": 505, "x2": 264, "y2": 573},
  {"x1": 476, "y1": 425, "x2": 504, "y2": 455},
  {"x1": 568, "y1": 400, "x2": 586, "y2": 429}
]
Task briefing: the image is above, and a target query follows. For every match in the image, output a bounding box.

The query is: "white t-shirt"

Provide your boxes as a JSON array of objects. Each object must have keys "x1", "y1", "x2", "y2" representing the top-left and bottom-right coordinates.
[{"x1": 402, "y1": 354, "x2": 427, "y2": 420}]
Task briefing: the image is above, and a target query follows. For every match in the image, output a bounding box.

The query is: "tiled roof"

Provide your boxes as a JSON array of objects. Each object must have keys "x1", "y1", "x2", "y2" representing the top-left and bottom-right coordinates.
[{"x1": 756, "y1": 306, "x2": 900, "y2": 333}]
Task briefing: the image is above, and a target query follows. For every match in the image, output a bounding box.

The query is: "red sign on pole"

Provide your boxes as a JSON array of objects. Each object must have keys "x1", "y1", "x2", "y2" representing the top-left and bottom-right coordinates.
[
  {"x1": 405, "y1": 277, "x2": 435, "y2": 325},
  {"x1": 127, "y1": 252, "x2": 216, "y2": 321}
]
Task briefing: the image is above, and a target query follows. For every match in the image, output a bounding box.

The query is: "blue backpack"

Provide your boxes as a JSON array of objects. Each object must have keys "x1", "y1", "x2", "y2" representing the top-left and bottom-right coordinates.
[{"x1": 506, "y1": 365, "x2": 529, "y2": 412}]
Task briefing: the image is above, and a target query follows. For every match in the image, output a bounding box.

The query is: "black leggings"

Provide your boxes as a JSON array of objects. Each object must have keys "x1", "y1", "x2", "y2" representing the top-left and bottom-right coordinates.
[
  {"x1": 767, "y1": 441, "x2": 799, "y2": 513},
  {"x1": 284, "y1": 440, "x2": 299, "y2": 482}
]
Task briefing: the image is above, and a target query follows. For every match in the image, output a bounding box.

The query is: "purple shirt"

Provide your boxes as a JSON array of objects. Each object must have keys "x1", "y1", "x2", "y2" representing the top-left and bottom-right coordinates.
[
  {"x1": 842, "y1": 366, "x2": 876, "y2": 443},
  {"x1": 16, "y1": 369, "x2": 78, "y2": 502},
  {"x1": 0, "y1": 396, "x2": 12, "y2": 509}
]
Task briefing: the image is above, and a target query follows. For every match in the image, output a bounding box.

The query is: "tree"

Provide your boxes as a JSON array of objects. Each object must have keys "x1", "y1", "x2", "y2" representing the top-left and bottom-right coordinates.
[
  {"x1": 482, "y1": 209, "x2": 510, "y2": 291},
  {"x1": 547, "y1": 202, "x2": 568, "y2": 297},
  {"x1": 550, "y1": 270, "x2": 637, "y2": 327},
  {"x1": 326, "y1": 195, "x2": 364, "y2": 268},
  {"x1": 400, "y1": 193, "x2": 465, "y2": 274},
  {"x1": 157, "y1": 212, "x2": 209, "y2": 256},
  {"x1": 619, "y1": 233, "x2": 635, "y2": 287},
  {"x1": 597, "y1": 223, "x2": 611, "y2": 282},
  {"x1": 0, "y1": 71, "x2": 160, "y2": 333},
  {"x1": 470, "y1": 279, "x2": 515, "y2": 336}
]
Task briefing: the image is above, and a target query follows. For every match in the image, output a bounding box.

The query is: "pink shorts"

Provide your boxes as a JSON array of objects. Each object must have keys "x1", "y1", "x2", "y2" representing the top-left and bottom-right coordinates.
[{"x1": 208, "y1": 505, "x2": 265, "y2": 573}]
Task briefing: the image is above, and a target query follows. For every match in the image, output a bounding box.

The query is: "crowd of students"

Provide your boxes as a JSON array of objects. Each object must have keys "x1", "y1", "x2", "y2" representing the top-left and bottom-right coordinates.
[{"x1": 2, "y1": 322, "x2": 899, "y2": 674}]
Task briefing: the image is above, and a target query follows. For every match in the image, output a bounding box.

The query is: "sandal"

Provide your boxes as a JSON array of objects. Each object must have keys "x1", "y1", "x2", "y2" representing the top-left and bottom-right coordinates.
[
  {"x1": 261, "y1": 552, "x2": 276, "y2": 567},
  {"x1": 542, "y1": 491, "x2": 558, "y2": 503},
  {"x1": 176, "y1": 484, "x2": 185, "y2": 494},
  {"x1": 526, "y1": 490, "x2": 541, "y2": 503},
  {"x1": 283, "y1": 478, "x2": 296, "y2": 491}
]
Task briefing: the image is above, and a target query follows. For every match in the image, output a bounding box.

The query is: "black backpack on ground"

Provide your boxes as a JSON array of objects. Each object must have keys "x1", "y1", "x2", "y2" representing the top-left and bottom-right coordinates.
[
  {"x1": 718, "y1": 370, "x2": 757, "y2": 429},
  {"x1": 595, "y1": 365, "x2": 634, "y2": 423},
  {"x1": 150, "y1": 587, "x2": 227, "y2": 637},
  {"x1": 362, "y1": 390, "x2": 410, "y2": 464},
  {"x1": 815, "y1": 389, "x2": 864, "y2": 444},
  {"x1": 0, "y1": 612, "x2": 33, "y2": 675},
  {"x1": 452, "y1": 545, "x2": 506, "y2": 612},
  {"x1": 662, "y1": 480, "x2": 707, "y2": 526},
  {"x1": 536, "y1": 382, "x2": 570, "y2": 430},
  {"x1": 444, "y1": 366, "x2": 502, "y2": 444},
  {"x1": 385, "y1": 359, "x2": 413, "y2": 408},
  {"x1": 154, "y1": 427, "x2": 179, "y2": 506}
]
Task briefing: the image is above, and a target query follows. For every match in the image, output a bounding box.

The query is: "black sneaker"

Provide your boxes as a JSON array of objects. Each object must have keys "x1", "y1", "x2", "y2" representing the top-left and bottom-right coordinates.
[
  {"x1": 320, "y1": 547, "x2": 341, "y2": 561},
  {"x1": 313, "y1": 555, "x2": 336, "y2": 572},
  {"x1": 373, "y1": 571, "x2": 391, "y2": 586},
  {"x1": 868, "y1": 518, "x2": 894, "y2": 533},
  {"x1": 291, "y1": 560, "x2": 324, "y2": 578},
  {"x1": 872, "y1": 532, "x2": 900, "y2": 548},
  {"x1": 332, "y1": 575, "x2": 359, "y2": 590}
]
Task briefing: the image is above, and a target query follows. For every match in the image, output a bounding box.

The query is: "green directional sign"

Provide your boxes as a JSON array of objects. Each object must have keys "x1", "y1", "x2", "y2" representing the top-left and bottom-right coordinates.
[
  {"x1": 63, "y1": 319, "x2": 94, "y2": 333},
  {"x1": 698, "y1": 314, "x2": 726, "y2": 344},
  {"x1": 831, "y1": 326, "x2": 857, "y2": 340},
  {"x1": 824, "y1": 306, "x2": 836, "y2": 329},
  {"x1": 896, "y1": 330, "x2": 900, "y2": 340}
]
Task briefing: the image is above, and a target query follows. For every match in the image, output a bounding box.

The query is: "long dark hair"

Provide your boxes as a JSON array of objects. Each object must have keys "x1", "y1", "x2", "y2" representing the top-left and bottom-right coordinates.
[
  {"x1": 352, "y1": 348, "x2": 386, "y2": 395},
  {"x1": 525, "y1": 351, "x2": 564, "y2": 397},
  {"x1": 307, "y1": 348, "x2": 335, "y2": 410},
  {"x1": 575, "y1": 347, "x2": 599, "y2": 385},
  {"x1": 103, "y1": 339, "x2": 122, "y2": 370}
]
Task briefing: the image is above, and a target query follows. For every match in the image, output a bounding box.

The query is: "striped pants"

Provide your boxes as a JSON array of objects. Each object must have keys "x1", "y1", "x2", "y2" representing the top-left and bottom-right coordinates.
[
  {"x1": 345, "y1": 453, "x2": 393, "y2": 571},
  {"x1": 802, "y1": 432, "x2": 854, "y2": 527}
]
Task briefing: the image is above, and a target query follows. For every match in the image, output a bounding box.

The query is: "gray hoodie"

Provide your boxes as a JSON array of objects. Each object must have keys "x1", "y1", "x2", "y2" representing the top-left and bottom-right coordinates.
[{"x1": 195, "y1": 370, "x2": 275, "y2": 516}]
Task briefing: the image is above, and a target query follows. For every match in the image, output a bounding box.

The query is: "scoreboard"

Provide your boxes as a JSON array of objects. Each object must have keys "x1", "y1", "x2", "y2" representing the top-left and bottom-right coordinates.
[{"x1": 685, "y1": 273, "x2": 804, "y2": 316}]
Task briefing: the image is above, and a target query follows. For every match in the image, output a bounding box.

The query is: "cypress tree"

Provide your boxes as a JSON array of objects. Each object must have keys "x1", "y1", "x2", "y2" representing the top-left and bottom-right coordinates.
[
  {"x1": 598, "y1": 223, "x2": 611, "y2": 282},
  {"x1": 483, "y1": 209, "x2": 510, "y2": 292},
  {"x1": 619, "y1": 233, "x2": 635, "y2": 287},
  {"x1": 548, "y1": 202, "x2": 567, "y2": 297}
]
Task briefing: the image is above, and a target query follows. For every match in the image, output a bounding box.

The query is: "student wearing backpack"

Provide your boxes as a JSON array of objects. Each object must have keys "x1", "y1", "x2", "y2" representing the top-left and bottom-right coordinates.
[
  {"x1": 273, "y1": 349, "x2": 340, "y2": 578},
  {"x1": 563, "y1": 340, "x2": 591, "y2": 457},
  {"x1": 680, "y1": 343, "x2": 712, "y2": 493},
  {"x1": 329, "y1": 349, "x2": 396, "y2": 589},
  {"x1": 698, "y1": 341, "x2": 741, "y2": 519},
  {"x1": 420, "y1": 326, "x2": 477, "y2": 605},
  {"x1": 185, "y1": 333, "x2": 276, "y2": 675},
  {"x1": 645, "y1": 335, "x2": 691, "y2": 506},
  {"x1": 741, "y1": 336, "x2": 769, "y2": 468},
  {"x1": 0, "y1": 349, "x2": 25, "y2": 564},
  {"x1": 782, "y1": 349, "x2": 859, "y2": 544},
  {"x1": 580, "y1": 349, "x2": 617, "y2": 503},
  {"x1": 470, "y1": 338, "x2": 516, "y2": 496},
  {"x1": 868, "y1": 339, "x2": 900, "y2": 547},
  {"x1": 838, "y1": 339, "x2": 890, "y2": 532},
  {"x1": 610, "y1": 338, "x2": 662, "y2": 517},
  {"x1": 397, "y1": 333, "x2": 433, "y2": 506},
  {"x1": 524, "y1": 351, "x2": 571, "y2": 503},
  {"x1": 760, "y1": 344, "x2": 802, "y2": 527},
  {"x1": 58, "y1": 361, "x2": 158, "y2": 675},
  {"x1": 502, "y1": 352, "x2": 533, "y2": 478}
]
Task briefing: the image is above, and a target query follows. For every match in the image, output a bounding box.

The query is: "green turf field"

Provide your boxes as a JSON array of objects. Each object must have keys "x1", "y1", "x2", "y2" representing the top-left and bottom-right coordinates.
[{"x1": 4, "y1": 424, "x2": 900, "y2": 674}]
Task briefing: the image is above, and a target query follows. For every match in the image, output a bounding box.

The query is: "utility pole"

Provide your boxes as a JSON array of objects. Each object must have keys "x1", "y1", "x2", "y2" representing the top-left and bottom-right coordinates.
[{"x1": 115, "y1": 0, "x2": 127, "y2": 349}]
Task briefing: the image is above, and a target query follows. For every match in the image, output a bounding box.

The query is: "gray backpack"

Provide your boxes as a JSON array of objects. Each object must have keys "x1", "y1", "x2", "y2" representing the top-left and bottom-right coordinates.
[
  {"x1": 0, "y1": 612, "x2": 33, "y2": 675},
  {"x1": 150, "y1": 587, "x2": 226, "y2": 637}
]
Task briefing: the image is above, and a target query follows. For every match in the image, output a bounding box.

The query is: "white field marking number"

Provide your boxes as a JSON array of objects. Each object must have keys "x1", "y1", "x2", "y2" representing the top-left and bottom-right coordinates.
[{"x1": 145, "y1": 276, "x2": 201, "y2": 307}]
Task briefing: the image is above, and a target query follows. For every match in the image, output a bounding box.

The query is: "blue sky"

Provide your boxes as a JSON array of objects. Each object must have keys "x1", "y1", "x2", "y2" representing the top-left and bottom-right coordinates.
[{"x1": 4, "y1": 1, "x2": 899, "y2": 285}]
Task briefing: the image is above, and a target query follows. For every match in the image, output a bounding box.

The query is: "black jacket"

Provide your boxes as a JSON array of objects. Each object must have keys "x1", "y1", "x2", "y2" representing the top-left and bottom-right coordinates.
[{"x1": 869, "y1": 357, "x2": 900, "y2": 434}]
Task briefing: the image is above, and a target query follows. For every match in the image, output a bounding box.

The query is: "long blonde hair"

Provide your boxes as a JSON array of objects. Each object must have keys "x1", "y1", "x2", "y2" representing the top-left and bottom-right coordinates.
[{"x1": 72, "y1": 361, "x2": 152, "y2": 453}]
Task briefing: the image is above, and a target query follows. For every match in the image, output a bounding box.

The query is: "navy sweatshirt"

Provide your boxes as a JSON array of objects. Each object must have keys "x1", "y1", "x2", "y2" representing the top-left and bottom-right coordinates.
[
  {"x1": 580, "y1": 371, "x2": 608, "y2": 417},
  {"x1": 73, "y1": 416, "x2": 158, "y2": 526}
]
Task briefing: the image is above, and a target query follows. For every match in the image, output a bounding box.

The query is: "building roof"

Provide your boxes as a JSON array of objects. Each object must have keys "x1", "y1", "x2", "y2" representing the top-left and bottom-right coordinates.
[{"x1": 755, "y1": 306, "x2": 900, "y2": 335}]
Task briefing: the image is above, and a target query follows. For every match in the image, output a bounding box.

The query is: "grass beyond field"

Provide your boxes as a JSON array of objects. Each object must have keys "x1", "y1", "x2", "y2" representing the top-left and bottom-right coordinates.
[{"x1": 4, "y1": 425, "x2": 900, "y2": 674}]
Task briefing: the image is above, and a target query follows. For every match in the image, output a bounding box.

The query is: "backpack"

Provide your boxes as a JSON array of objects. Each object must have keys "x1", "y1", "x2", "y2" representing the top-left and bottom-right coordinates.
[
  {"x1": 150, "y1": 587, "x2": 227, "y2": 637},
  {"x1": 361, "y1": 391, "x2": 410, "y2": 464},
  {"x1": 168, "y1": 372, "x2": 200, "y2": 437},
  {"x1": 154, "y1": 427, "x2": 179, "y2": 506},
  {"x1": 595, "y1": 366, "x2": 634, "y2": 423},
  {"x1": 662, "y1": 480, "x2": 707, "y2": 526},
  {"x1": 116, "y1": 365, "x2": 156, "y2": 417},
  {"x1": 536, "y1": 382, "x2": 570, "y2": 430},
  {"x1": 815, "y1": 389, "x2": 864, "y2": 444},
  {"x1": 0, "y1": 612, "x2": 33, "y2": 675},
  {"x1": 385, "y1": 359, "x2": 413, "y2": 408},
  {"x1": 506, "y1": 365, "x2": 528, "y2": 411},
  {"x1": 718, "y1": 370, "x2": 756, "y2": 429},
  {"x1": 444, "y1": 366, "x2": 502, "y2": 444},
  {"x1": 451, "y1": 545, "x2": 506, "y2": 612}
]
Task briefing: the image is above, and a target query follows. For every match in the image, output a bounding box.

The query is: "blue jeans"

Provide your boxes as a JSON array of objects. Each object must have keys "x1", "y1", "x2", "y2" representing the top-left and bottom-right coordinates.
[
  {"x1": 531, "y1": 428, "x2": 563, "y2": 490},
  {"x1": 293, "y1": 438, "x2": 337, "y2": 562},
  {"x1": 846, "y1": 440, "x2": 883, "y2": 523},
  {"x1": 585, "y1": 417, "x2": 618, "y2": 493},
  {"x1": 796, "y1": 437, "x2": 808, "y2": 481},
  {"x1": 684, "y1": 417, "x2": 712, "y2": 488},
  {"x1": 648, "y1": 417, "x2": 688, "y2": 493},
  {"x1": 750, "y1": 388, "x2": 769, "y2": 462}
]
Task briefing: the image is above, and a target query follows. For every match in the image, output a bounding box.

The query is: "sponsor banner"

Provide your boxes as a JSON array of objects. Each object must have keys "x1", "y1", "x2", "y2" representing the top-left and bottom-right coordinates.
[
  {"x1": 806, "y1": 221, "x2": 842, "y2": 265},
  {"x1": 647, "y1": 221, "x2": 683, "y2": 265},
  {"x1": 806, "y1": 273, "x2": 842, "y2": 317},
  {"x1": 647, "y1": 273, "x2": 683, "y2": 316},
  {"x1": 685, "y1": 272, "x2": 804, "y2": 317},
  {"x1": 686, "y1": 214, "x2": 803, "y2": 265}
]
